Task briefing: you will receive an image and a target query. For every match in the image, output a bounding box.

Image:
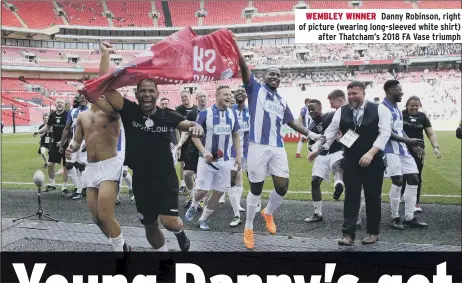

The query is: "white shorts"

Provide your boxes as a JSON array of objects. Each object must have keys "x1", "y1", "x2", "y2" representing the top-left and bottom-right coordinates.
[
  {"x1": 83, "y1": 156, "x2": 123, "y2": 190},
  {"x1": 312, "y1": 150, "x2": 344, "y2": 181},
  {"x1": 384, "y1": 153, "x2": 419, "y2": 178},
  {"x1": 195, "y1": 157, "x2": 233, "y2": 192},
  {"x1": 247, "y1": 142, "x2": 289, "y2": 183},
  {"x1": 68, "y1": 140, "x2": 87, "y2": 165}
]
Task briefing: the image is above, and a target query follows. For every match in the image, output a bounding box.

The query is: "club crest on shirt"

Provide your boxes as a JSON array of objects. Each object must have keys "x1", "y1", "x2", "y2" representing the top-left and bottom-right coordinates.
[
  {"x1": 316, "y1": 124, "x2": 324, "y2": 132},
  {"x1": 264, "y1": 100, "x2": 284, "y2": 118},
  {"x1": 56, "y1": 119, "x2": 60, "y2": 123},
  {"x1": 213, "y1": 124, "x2": 232, "y2": 135},
  {"x1": 145, "y1": 118, "x2": 154, "y2": 128},
  {"x1": 410, "y1": 118, "x2": 416, "y2": 122}
]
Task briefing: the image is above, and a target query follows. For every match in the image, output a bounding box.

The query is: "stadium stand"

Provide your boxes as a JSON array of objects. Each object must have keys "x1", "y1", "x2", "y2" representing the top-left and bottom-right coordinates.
[
  {"x1": 57, "y1": 1, "x2": 109, "y2": 27},
  {"x1": 1, "y1": 1, "x2": 461, "y2": 133},
  {"x1": 2, "y1": 1, "x2": 461, "y2": 28},
  {"x1": 2, "y1": 4, "x2": 23, "y2": 28},
  {"x1": 9, "y1": 1, "x2": 64, "y2": 29}
]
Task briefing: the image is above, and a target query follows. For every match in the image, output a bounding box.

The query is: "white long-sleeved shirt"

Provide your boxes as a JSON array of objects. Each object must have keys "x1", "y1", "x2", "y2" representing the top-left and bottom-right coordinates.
[{"x1": 322, "y1": 101, "x2": 392, "y2": 151}]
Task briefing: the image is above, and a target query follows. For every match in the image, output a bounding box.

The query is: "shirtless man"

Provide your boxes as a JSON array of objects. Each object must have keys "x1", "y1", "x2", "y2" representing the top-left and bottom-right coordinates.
[{"x1": 65, "y1": 100, "x2": 130, "y2": 254}]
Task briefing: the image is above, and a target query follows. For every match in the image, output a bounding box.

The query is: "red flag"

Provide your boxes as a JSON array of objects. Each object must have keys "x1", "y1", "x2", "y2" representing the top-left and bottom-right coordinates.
[{"x1": 81, "y1": 27, "x2": 239, "y2": 103}]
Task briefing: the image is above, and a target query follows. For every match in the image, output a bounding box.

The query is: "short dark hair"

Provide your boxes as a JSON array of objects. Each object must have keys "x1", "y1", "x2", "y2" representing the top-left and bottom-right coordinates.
[
  {"x1": 347, "y1": 81, "x2": 366, "y2": 90},
  {"x1": 160, "y1": 97, "x2": 169, "y2": 101},
  {"x1": 383, "y1": 80, "x2": 400, "y2": 92},
  {"x1": 304, "y1": 98, "x2": 311, "y2": 104},
  {"x1": 308, "y1": 99, "x2": 322, "y2": 106},
  {"x1": 136, "y1": 78, "x2": 157, "y2": 91},
  {"x1": 216, "y1": 85, "x2": 230, "y2": 94},
  {"x1": 406, "y1": 95, "x2": 422, "y2": 107},
  {"x1": 327, "y1": 89, "x2": 345, "y2": 100}
]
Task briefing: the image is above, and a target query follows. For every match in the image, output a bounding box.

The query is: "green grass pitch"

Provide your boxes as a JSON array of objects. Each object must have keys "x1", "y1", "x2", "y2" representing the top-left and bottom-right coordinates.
[{"x1": 1, "y1": 131, "x2": 460, "y2": 205}]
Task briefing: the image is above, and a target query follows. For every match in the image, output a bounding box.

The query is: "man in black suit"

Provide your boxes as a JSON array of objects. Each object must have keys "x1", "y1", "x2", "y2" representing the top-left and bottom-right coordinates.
[{"x1": 320, "y1": 81, "x2": 392, "y2": 246}]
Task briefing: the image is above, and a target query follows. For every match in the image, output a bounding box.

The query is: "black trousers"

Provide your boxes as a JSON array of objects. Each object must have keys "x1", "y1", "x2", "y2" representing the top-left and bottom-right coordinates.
[
  {"x1": 401, "y1": 152, "x2": 424, "y2": 204},
  {"x1": 342, "y1": 155, "x2": 385, "y2": 239}
]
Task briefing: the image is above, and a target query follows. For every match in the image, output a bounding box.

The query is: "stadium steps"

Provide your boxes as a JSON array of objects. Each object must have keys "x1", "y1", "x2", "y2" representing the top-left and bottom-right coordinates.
[
  {"x1": 162, "y1": 0, "x2": 172, "y2": 27},
  {"x1": 101, "y1": 0, "x2": 114, "y2": 27},
  {"x1": 3, "y1": 1, "x2": 29, "y2": 28},
  {"x1": 53, "y1": 0, "x2": 69, "y2": 25},
  {"x1": 151, "y1": 0, "x2": 158, "y2": 27}
]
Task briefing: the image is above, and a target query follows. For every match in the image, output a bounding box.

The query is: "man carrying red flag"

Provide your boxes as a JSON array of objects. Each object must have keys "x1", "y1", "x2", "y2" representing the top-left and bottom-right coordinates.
[{"x1": 90, "y1": 42, "x2": 204, "y2": 252}]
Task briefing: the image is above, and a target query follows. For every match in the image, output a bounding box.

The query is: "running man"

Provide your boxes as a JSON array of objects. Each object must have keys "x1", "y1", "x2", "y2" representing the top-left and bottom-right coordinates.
[
  {"x1": 296, "y1": 98, "x2": 312, "y2": 158},
  {"x1": 233, "y1": 36, "x2": 320, "y2": 249},
  {"x1": 228, "y1": 87, "x2": 249, "y2": 227},
  {"x1": 33, "y1": 99, "x2": 69, "y2": 194},
  {"x1": 304, "y1": 99, "x2": 345, "y2": 223},
  {"x1": 37, "y1": 113, "x2": 50, "y2": 168},
  {"x1": 66, "y1": 99, "x2": 132, "y2": 256},
  {"x1": 92, "y1": 41, "x2": 203, "y2": 251},
  {"x1": 177, "y1": 91, "x2": 208, "y2": 210},
  {"x1": 381, "y1": 80, "x2": 428, "y2": 230},
  {"x1": 59, "y1": 94, "x2": 89, "y2": 199},
  {"x1": 184, "y1": 86, "x2": 241, "y2": 230},
  {"x1": 176, "y1": 91, "x2": 198, "y2": 192}
]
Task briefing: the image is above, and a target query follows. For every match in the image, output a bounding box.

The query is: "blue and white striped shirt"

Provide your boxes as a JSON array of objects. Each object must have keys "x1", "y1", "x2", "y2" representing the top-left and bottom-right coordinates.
[
  {"x1": 67, "y1": 106, "x2": 89, "y2": 135},
  {"x1": 244, "y1": 74, "x2": 294, "y2": 147},
  {"x1": 382, "y1": 98, "x2": 411, "y2": 156},
  {"x1": 231, "y1": 104, "x2": 250, "y2": 159},
  {"x1": 117, "y1": 121, "x2": 126, "y2": 162},
  {"x1": 300, "y1": 106, "x2": 312, "y2": 128},
  {"x1": 196, "y1": 104, "x2": 240, "y2": 161}
]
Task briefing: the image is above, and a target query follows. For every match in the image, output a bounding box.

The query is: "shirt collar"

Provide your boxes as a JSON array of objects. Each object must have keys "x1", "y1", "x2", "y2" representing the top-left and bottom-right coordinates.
[
  {"x1": 212, "y1": 104, "x2": 227, "y2": 112},
  {"x1": 263, "y1": 84, "x2": 282, "y2": 100},
  {"x1": 383, "y1": 97, "x2": 397, "y2": 108}
]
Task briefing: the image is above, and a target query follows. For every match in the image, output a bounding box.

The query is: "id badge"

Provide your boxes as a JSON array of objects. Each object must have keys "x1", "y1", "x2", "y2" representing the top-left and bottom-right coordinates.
[
  {"x1": 45, "y1": 137, "x2": 50, "y2": 144},
  {"x1": 339, "y1": 130, "x2": 359, "y2": 148}
]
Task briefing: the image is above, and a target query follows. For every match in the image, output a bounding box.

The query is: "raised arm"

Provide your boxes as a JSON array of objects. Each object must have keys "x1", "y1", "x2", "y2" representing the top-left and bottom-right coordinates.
[
  {"x1": 93, "y1": 42, "x2": 124, "y2": 113},
  {"x1": 231, "y1": 34, "x2": 251, "y2": 84}
]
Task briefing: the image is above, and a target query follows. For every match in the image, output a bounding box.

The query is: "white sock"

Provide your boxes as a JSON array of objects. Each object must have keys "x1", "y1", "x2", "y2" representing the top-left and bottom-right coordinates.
[
  {"x1": 404, "y1": 184, "x2": 418, "y2": 221},
  {"x1": 296, "y1": 141, "x2": 303, "y2": 154},
  {"x1": 313, "y1": 201, "x2": 322, "y2": 216},
  {"x1": 228, "y1": 187, "x2": 241, "y2": 217},
  {"x1": 49, "y1": 178, "x2": 55, "y2": 185},
  {"x1": 245, "y1": 192, "x2": 261, "y2": 229},
  {"x1": 156, "y1": 244, "x2": 168, "y2": 252},
  {"x1": 389, "y1": 184, "x2": 401, "y2": 219},
  {"x1": 236, "y1": 186, "x2": 243, "y2": 205},
  {"x1": 68, "y1": 167, "x2": 80, "y2": 191},
  {"x1": 124, "y1": 173, "x2": 133, "y2": 190},
  {"x1": 110, "y1": 233, "x2": 125, "y2": 252},
  {"x1": 181, "y1": 180, "x2": 185, "y2": 187},
  {"x1": 191, "y1": 198, "x2": 200, "y2": 209},
  {"x1": 76, "y1": 170, "x2": 85, "y2": 193},
  {"x1": 199, "y1": 207, "x2": 214, "y2": 221},
  {"x1": 359, "y1": 190, "x2": 365, "y2": 215},
  {"x1": 265, "y1": 189, "x2": 284, "y2": 215}
]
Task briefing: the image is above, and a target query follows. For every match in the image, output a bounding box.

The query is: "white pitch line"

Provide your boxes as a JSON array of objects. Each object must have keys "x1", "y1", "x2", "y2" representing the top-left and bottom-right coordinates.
[
  {"x1": 1, "y1": 181, "x2": 461, "y2": 198},
  {"x1": 1, "y1": 142, "x2": 38, "y2": 144}
]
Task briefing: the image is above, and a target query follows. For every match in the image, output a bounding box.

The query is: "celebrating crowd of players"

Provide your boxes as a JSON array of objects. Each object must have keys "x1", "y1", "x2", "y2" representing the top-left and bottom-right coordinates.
[{"x1": 33, "y1": 38, "x2": 443, "y2": 254}]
